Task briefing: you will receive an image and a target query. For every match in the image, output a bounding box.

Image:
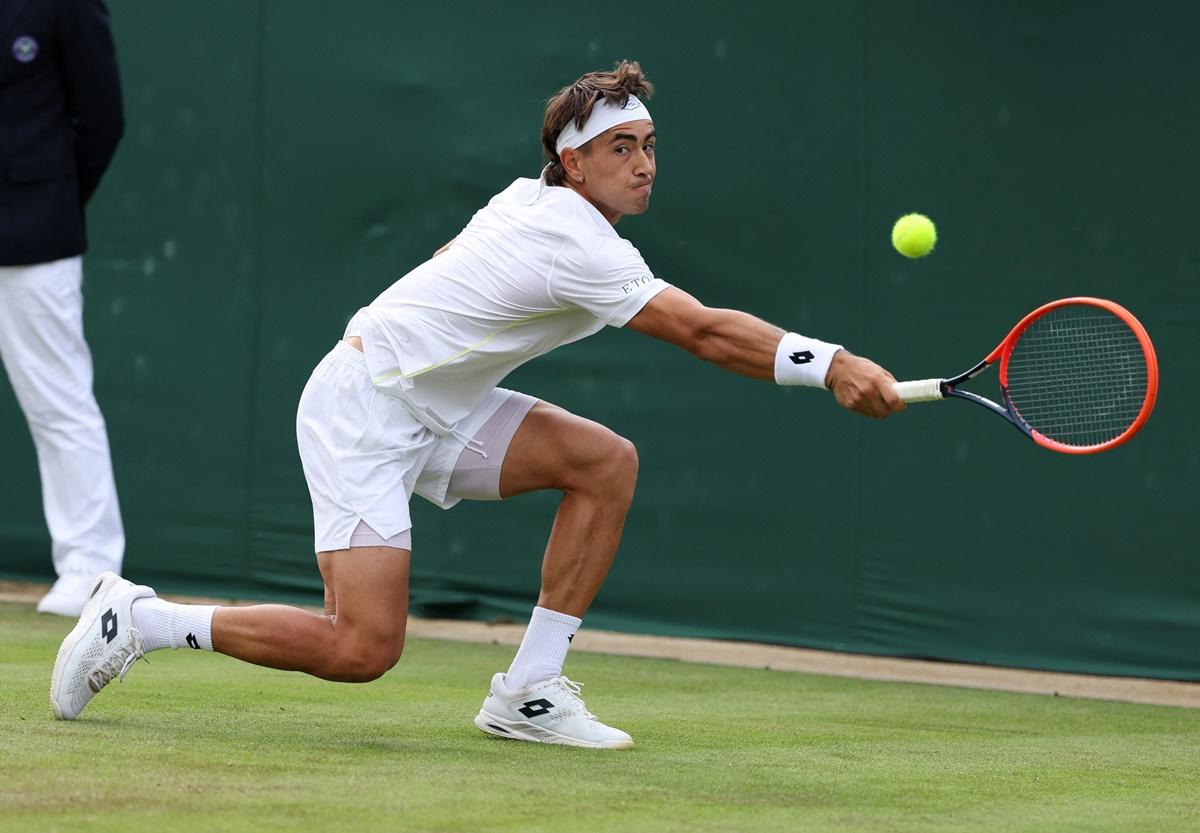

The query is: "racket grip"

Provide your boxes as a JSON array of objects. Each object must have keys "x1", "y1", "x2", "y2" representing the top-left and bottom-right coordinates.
[{"x1": 892, "y1": 378, "x2": 944, "y2": 403}]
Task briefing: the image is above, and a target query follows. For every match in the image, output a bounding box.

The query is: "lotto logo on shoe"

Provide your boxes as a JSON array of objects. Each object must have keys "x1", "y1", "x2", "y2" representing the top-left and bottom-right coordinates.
[
  {"x1": 518, "y1": 699, "x2": 555, "y2": 718},
  {"x1": 100, "y1": 609, "x2": 118, "y2": 643}
]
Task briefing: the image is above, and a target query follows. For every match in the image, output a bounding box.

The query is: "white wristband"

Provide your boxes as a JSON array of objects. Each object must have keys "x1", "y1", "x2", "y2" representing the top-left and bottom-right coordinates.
[{"x1": 774, "y1": 332, "x2": 843, "y2": 388}]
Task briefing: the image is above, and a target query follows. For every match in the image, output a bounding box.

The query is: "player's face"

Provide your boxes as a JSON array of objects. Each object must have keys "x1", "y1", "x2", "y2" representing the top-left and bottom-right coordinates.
[{"x1": 572, "y1": 120, "x2": 656, "y2": 224}]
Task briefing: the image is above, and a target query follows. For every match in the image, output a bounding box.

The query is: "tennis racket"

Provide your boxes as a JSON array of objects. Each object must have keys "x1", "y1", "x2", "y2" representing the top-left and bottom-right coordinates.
[{"x1": 892, "y1": 297, "x2": 1158, "y2": 454}]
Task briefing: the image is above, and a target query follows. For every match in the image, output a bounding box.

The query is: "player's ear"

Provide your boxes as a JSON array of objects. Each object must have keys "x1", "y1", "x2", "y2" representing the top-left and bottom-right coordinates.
[{"x1": 560, "y1": 148, "x2": 585, "y2": 184}]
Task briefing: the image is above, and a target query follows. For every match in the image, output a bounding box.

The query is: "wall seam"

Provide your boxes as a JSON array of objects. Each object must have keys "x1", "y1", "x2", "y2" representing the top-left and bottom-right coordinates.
[
  {"x1": 241, "y1": 0, "x2": 269, "y2": 589},
  {"x1": 848, "y1": 0, "x2": 871, "y2": 651}
]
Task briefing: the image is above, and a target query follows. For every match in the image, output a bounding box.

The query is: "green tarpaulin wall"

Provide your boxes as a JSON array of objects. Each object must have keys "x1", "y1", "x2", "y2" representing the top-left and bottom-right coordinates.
[{"x1": 2, "y1": 2, "x2": 1196, "y2": 680}]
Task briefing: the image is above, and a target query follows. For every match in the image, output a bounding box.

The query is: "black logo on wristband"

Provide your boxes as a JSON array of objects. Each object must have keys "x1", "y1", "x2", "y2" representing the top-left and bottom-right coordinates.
[{"x1": 789, "y1": 351, "x2": 814, "y2": 365}]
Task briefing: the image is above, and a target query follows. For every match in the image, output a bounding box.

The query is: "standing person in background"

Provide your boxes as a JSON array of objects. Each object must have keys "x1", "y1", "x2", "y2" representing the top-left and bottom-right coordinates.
[{"x1": 0, "y1": 0, "x2": 126, "y2": 616}]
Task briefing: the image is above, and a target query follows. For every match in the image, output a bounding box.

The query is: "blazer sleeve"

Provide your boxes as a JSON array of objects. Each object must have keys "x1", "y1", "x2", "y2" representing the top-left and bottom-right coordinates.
[{"x1": 58, "y1": 0, "x2": 125, "y2": 206}]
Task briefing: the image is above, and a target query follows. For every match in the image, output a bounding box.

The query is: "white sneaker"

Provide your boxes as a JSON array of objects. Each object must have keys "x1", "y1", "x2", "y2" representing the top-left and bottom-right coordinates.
[
  {"x1": 36, "y1": 572, "x2": 96, "y2": 617},
  {"x1": 474, "y1": 672, "x2": 633, "y2": 749},
  {"x1": 50, "y1": 572, "x2": 156, "y2": 720}
]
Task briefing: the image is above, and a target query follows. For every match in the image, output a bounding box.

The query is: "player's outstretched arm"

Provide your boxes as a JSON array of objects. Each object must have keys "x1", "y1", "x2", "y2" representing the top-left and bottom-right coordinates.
[{"x1": 625, "y1": 287, "x2": 903, "y2": 418}]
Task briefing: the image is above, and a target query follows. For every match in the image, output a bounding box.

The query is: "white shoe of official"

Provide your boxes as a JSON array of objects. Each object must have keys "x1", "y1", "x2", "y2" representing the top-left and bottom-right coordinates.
[
  {"x1": 50, "y1": 572, "x2": 156, "y2": 720},
  {"x1": 36, "y1": 572, "x2": 96, "y2": 617},
  {"x1": 474, "y1": 672, "x2": 633, "y2": 749}
]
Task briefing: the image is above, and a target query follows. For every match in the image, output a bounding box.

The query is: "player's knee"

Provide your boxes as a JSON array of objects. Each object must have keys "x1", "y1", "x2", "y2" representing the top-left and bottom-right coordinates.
[
  {"x1": 356, "y1": 651, "x2": 401, "y2": 683},
  {"x1": 595, "y1": 434, "x2": 639, "y2": 498},
  {"x1": 351, "y1": 648, "x2": 403, "y2": 683},
  {"x1": 330, "y1": 639, "x2": 404, "y2": 682},
  {"x1": 614, "y1": 435, "x2": 639, "y2": 483},
  {"x1": 555, "y1": 424, "x2": 638, "y2": 497}
]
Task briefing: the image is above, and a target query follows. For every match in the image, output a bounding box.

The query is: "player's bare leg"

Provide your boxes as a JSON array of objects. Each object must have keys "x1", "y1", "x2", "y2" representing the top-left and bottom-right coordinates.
[
  {"x1": 498, "y1": 402, "x2": 638, "y2": 617},
  {"x1": 51, "y1": 547, "x2": 411, "y2": 719},
  {"x1": 474, "y1": 401, "x2": 638, "y2": 749},
  {"x1": 211, "y1": 546, "x2": 410, "y2": 681}
]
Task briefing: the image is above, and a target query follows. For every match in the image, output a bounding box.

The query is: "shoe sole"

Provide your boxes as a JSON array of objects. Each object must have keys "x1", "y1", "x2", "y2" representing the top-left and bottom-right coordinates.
[
  {"x1": 474, "y1": 710, "x2": 634, "y2": 750},
  {"x1": 50, "y1": 572, "x2": 118, "y2": 720}
]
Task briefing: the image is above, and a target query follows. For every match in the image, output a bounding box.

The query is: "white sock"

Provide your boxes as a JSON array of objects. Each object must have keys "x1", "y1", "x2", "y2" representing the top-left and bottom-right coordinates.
[
  {"x1": 504, "y1": 606, "x2": 581, "y2": 690},
  {"x1": 131, "y1": 597, "x2": 218, "y2": 653}
]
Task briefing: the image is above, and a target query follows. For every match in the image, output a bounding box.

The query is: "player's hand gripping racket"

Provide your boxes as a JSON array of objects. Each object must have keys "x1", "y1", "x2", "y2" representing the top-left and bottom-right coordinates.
[{"x1": 892, "y1": 297, "x2": 1158, "y2": 454}]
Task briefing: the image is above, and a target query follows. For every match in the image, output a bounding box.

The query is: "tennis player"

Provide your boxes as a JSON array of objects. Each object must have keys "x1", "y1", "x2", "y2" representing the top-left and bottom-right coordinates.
[{"x1": 51, "y1": 61, "x2": 903, "y2": 748}]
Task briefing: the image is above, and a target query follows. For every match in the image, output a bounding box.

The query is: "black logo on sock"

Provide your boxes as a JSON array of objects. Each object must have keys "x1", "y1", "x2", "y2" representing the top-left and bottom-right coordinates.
[
  {"x1": 567, "y1": 633, "x2": 574, "y2": 643},
  {"x1": 100, "y1": 609, "x2": 117, "y2": 643},
  {"x1": 789, "y1": 350, "x2": 814, "y2": 365},
  {"x1": 518, "y1": 698, "x2": 554, "y2": 718},
  {"x1": 186, "y1": 633, "x2": 200, "y2": 650}
]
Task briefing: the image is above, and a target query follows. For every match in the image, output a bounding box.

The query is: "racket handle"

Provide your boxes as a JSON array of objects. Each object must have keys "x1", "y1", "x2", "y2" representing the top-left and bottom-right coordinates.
[{"x1": 892, "y1": 378, "x2": 944, "y2": 403}]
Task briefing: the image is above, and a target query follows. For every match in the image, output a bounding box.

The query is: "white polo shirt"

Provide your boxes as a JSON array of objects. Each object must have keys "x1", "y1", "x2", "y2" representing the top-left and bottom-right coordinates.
[{"x1": 347, "y1": 176, "x2": 672, "y2": 432}]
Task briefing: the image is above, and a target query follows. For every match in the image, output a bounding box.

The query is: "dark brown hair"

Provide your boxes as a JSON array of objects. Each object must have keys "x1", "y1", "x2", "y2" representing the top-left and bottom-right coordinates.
[{"x1": 541, "y1": 60, "x2": 655, "y2": 186}]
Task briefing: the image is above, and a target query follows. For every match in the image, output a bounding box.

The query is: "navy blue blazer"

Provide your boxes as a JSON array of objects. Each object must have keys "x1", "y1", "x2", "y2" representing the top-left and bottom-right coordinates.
[{"x1": 0, "y1": 0, "x2": 123, "y2": 266}]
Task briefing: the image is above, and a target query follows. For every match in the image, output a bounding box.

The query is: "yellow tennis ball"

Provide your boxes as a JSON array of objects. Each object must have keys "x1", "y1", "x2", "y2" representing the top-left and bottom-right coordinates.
[{"x1": 891, "y1": 213, "x2": 937, "y2": 258}]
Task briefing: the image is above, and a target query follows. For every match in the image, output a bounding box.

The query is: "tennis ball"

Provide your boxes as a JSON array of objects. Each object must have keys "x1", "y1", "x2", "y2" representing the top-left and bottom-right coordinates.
[{"x1": 891, "y1": 213, "x2": 937, "y2": 258}]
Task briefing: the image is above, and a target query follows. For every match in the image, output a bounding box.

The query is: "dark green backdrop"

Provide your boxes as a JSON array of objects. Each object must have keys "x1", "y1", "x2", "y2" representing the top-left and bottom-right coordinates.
[{"x1": 2, "y1": 2, "x2": 1196, "y2": 679}]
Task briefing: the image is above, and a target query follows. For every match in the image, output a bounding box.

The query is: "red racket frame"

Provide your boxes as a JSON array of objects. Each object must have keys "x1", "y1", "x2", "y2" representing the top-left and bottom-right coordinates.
[{"x1": 987, "y1": 297, "x2": 1158, "y2": 454}]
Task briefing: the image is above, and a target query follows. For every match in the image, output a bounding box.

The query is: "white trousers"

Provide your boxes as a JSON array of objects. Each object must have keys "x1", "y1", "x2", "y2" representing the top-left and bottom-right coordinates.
[{"x1": 0, "y1": 256, "x2": 124, "y2": 578}]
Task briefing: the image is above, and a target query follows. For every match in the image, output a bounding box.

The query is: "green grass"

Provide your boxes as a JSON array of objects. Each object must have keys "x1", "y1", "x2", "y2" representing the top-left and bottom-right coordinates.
[{"x1": 2, "y1": 601, "x2": 1198, "y2": 833}]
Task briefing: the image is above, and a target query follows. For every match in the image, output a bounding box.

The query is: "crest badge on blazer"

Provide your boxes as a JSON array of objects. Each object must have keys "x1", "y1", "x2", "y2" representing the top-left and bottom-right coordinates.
[{"x1": 12, "y1": 36, "x2": 39, "y2": 63}]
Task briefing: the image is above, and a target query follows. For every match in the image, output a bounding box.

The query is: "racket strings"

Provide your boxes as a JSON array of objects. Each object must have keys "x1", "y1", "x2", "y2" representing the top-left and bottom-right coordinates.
[{"x1": 1004, "y1": 307, "x2": 1148, "y2": 447}]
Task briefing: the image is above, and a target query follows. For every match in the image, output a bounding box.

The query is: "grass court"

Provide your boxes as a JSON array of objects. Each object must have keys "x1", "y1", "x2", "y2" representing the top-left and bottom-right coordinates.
[{"x1": 2, "y1": 601, "x2": 1197, "y2": 832}]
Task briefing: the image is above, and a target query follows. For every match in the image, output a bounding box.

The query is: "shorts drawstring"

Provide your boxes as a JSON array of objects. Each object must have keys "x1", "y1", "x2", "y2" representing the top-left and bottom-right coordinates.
[{"x1": 455, "y1": 431, "x2": 488, "y2": 459}]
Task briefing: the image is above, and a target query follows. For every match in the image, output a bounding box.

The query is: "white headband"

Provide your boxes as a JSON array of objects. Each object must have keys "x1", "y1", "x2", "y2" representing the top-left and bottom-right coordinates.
[{"x1": 555, "y1": 95, "x2": 652, "y2": 156}]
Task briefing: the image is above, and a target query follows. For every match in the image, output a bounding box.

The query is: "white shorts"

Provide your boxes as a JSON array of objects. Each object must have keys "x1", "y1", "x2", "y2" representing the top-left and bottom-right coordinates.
[{"x1": 296, "y1": 341, "x2": 536, "y2": 553}]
